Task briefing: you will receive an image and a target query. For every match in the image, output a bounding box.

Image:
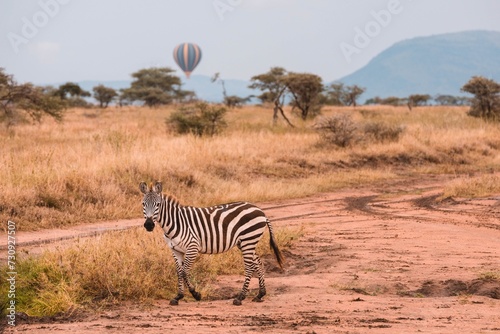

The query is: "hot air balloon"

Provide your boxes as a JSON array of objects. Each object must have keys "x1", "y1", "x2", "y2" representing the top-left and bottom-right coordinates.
[{"x1": 173, "y1": 43, "x2": 202, "y2": 79}]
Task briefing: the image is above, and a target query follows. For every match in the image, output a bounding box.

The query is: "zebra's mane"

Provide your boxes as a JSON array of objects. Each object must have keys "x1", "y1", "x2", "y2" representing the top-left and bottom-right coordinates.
[{"x1": 164, "y1": 194, "x2": 181, "y2": 206}]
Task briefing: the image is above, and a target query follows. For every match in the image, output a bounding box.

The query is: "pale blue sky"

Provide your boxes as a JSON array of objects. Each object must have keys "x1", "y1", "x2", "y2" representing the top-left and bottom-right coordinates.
[{"x1": 1, "y1": 0, "x2": 499, "y2": 84}]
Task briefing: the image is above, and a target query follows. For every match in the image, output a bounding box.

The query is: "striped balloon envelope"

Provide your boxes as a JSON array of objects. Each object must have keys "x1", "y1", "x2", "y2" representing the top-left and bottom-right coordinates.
[{"x1": 173, "y1": 43, "x2": 202, "y2": 79}]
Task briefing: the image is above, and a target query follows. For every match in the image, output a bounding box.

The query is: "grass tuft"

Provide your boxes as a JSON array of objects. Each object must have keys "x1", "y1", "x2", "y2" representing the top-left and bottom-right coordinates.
[{"x1": 441, "y1": 174, "x2": 500, "y2": 198}]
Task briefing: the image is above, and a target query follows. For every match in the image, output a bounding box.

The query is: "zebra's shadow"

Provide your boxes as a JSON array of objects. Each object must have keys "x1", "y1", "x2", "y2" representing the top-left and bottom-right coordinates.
[{"x1": 205, "y1": 287, "x2": 263, "y2": 301}]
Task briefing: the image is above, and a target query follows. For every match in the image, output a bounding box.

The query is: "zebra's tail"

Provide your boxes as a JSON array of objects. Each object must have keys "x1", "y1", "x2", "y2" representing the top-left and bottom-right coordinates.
[{"x1": 266, "y1": 219, "x2": 284, "y2": 269}]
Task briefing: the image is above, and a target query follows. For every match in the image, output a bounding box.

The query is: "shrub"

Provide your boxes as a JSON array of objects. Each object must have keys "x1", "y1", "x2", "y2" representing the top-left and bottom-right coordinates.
[
  {"x1": 167, "y1": 102, "x2": 227, "y2": 136},
  {"x1": 315, "y1": 115, "x2": 405, "y2": 147},
  {"x1": 314, "y1": 114, "x2": 357, "y2": 147},
  {"x1": 363, "y1": 122, "x2": 404, "y2": 143}
]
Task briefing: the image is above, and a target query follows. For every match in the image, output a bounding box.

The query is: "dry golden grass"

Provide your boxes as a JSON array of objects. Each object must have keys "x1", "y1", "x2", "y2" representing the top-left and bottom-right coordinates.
[
  {"x1": 1, "y1": 105, "x2": 500, "y2": 231},
  {"x1": 2, "y1": 104, "x2": 500, "y2": 317},
  {"x1": 0, "y1": 225, "x2": 303, "y2": 316},
  {"x1": 441, "y1": 174, "x2": 500, "y2": 198}
]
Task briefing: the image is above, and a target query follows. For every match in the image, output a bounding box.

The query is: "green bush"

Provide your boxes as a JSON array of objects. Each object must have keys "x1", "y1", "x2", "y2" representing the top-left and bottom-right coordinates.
[{"x1": 167, "y1": 102, "x2": 227, "y2": 136}]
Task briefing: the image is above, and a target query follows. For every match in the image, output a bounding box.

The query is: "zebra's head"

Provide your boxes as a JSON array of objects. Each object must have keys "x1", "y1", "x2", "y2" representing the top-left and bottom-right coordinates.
[{"x1": 139, "y1": 181, "x2": 162, "y2": 232}]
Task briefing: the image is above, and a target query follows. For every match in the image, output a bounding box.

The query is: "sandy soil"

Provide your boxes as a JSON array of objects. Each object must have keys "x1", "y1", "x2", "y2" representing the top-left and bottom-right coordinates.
[{"x1": 4, "y1": 175, "x2": 500, "y2": 333}]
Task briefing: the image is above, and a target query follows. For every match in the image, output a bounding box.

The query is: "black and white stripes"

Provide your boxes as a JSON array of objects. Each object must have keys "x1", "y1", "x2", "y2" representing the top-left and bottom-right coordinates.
[{"x1": 140, "y1": 181, "x2": 284, "y2": 306}]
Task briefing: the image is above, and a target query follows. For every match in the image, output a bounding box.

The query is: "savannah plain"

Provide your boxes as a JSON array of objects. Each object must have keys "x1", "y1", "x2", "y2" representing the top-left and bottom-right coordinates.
[{"x1": 1, "y1": 105, "x2": 500, "y2": 333}]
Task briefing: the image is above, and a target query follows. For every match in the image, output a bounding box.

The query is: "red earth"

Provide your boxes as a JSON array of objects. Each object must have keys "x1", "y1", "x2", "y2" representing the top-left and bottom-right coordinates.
[{"x1": 3, "y1": 175, "x2": 500, "y2": 333}]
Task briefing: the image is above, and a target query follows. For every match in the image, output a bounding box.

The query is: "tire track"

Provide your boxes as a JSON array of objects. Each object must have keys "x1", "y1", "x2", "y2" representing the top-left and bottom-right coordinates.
[
  {"x1": 342, "y1": 190, "x2": 500, "y2": 230},
  {"x1": 3, "y1": 181, "x2": 499, "y2": 253},
  {"x1": 0, "y1": 198, "x2": 346, "y2": 251}
]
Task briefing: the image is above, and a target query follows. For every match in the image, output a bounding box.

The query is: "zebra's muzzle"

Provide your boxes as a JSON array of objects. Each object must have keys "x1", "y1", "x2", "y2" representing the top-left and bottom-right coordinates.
[{"x1": 144, "y1": 217, "x2": 155, "y2": 232}]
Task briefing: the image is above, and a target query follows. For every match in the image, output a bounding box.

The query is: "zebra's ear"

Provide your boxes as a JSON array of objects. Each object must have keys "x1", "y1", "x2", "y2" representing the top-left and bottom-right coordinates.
[
  {"x1": 139, "y1": 182, "x2": 148, "y2": 194},
  {"x1": 153, "y1": 181, "x2": 162, "y2": 194}
]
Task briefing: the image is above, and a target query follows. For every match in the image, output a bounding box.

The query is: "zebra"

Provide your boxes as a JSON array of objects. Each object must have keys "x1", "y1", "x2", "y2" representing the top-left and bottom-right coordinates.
[{"x1": 140, "y1": 181, "x2": 284, "y2": 306}]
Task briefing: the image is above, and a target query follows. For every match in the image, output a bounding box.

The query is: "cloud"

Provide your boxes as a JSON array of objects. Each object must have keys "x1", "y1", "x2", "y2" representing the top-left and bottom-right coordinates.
[{"x1": 29, "y1": 41, "x2": 61, "y2": 64}]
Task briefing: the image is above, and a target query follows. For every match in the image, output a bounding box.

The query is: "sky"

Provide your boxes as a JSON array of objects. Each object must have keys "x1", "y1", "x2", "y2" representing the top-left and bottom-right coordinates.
[{"x1": 1, "y1": 0, "x2": 500, "y2": 85}]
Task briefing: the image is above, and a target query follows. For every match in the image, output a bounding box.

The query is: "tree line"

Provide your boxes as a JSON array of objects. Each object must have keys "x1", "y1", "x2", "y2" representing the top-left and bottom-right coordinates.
[
  {"x1": 1, "y1": 66, "x2": 500, "y2": 127},
  {"x1": 365, "y1": 94, "x2": 471, "y2": 108}
]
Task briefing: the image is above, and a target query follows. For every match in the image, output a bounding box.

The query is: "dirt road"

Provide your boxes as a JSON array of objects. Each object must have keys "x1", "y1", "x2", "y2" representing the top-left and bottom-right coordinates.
[{"x1": 5, "y1": 175, "x2": 500, "y2": 333}]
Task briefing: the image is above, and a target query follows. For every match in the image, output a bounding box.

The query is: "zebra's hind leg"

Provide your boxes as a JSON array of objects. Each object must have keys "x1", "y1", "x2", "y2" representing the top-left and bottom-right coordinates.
[
  {"x1": 233, "y1": 248, "x2": 257, "y2": 306},
  {"x1": 252, "y1": 255, "x2": 266, "y2": 302},
  {"x1": 189, "y1": 287, "x2": 201, "y2": 301},
  {"x1": 183, "y1": 246, "x2": 202, "y2": 301}
]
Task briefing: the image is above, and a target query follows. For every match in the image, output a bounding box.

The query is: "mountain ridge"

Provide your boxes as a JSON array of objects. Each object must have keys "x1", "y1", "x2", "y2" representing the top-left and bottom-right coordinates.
[
  {"x1": 51, "y1": 30, "x2": 500, "y2": 104},
  {"x1": 338, "y1": 30, "x2": 500, "y2": 99}
]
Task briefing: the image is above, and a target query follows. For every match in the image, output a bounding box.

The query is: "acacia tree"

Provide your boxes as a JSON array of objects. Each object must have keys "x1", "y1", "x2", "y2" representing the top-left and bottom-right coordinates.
[
  {"x1": 461, "y1": 76, "x2": 500, "y2": 120},
  {"x1": 407, "y1": 94, "x2": 431, "y2": 110},
  {"x1": 324, "y1": 83, "x2": 347, "y2": 105},
  {"x1": 249, "y1": 67, "x2": 287, "y2": 104},
  {"x1": 0, "y1": 68, "x2": 65, "y2": 127},
  {"x1": 55, "y1": 82, "x2": 91, "y2": 100},
  {"x1": 121, "y1": 67, "x2": 188, "y2": 107},
  {"x1": 324, "y1": 83, "x2": 365, "y2": 107},
  {"x1": 93, "y1": 84, "x2": 118, "y2": 108},
  {"x1": 249, "y1": 67, "x2": 294, "y2": 126},
  {"x1": 283, "y1": 72, "x2": 323, "y2": 120},
  {"x1": 250, "y1": 68, "x2": 324, "y2": 123},
  {"x1": 344, "y1": 85, "x2": 366, "y2": 107},
  {"x1": 54, "y1": 82, "x2": 91, "y2": 108}
]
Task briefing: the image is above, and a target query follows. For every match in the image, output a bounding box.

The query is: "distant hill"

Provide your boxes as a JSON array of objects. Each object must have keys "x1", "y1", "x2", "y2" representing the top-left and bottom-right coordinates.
[
  {"x1": 338, "y1": 30, "x2": 500, "y2": 100},
  {"x1": 66, "y1": 30, "x2": 500, "y2": 105}
]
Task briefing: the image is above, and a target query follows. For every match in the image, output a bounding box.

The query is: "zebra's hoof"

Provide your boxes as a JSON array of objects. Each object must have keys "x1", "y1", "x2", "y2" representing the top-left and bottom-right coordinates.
[
  {"x1": 169, "y1": 299, "x2": 179, "y2": 306},
  {"x1": 252, "y1": 296, "x2": 264, "y2": 302},
  {"x1": 191, "y1": 291, "x2": 202, "y2": 301},
  {"x1": 233, "y1": 299, "x2": 242, "y2": 306}
]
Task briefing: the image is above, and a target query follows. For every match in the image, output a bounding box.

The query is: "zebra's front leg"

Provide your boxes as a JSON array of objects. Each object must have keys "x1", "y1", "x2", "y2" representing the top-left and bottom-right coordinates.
[{"x1": 170, "y1": 250, "x2": 186, "y2": 306}]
